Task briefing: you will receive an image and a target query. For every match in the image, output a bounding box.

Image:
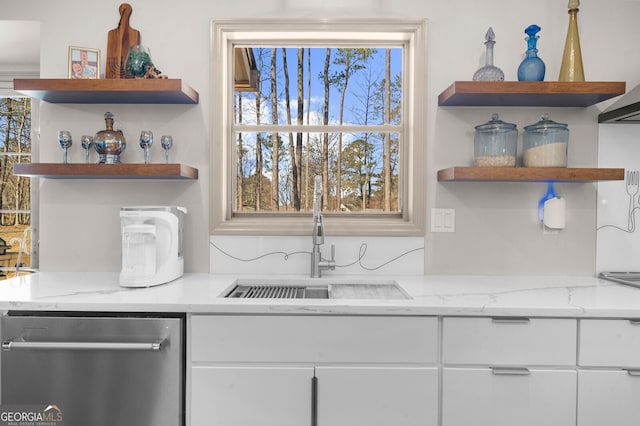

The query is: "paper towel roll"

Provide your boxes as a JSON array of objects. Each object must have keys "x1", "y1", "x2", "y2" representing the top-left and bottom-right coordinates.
[{"x1": 543, "y1": 197, "x2": 566, "y2": 229}]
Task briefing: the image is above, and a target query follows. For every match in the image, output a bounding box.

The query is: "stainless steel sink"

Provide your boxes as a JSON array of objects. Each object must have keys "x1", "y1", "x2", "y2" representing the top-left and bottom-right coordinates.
[
  {"x1": 224, "y1": 283, "x2": 329, "y2": 299},
  {"x1": 222, "y1": 279, "x2": 411, "y2": 300}
]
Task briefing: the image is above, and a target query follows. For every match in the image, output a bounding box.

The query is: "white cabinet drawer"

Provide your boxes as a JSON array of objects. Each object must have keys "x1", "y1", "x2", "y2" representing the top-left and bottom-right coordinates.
[
  {"x1": 578, "y1": 370, "x2": 640, "y2": 426},
  {"x1": 442, "y1": 317, "x2": 577, "y2": 365},
  {"x1": 442, "y1": 367, "x2": 577, "y2": 426},
  {"x1": 579, "y1": 319, "x2": 640, "y2": 367},
  {"x1": 191, "y1": 315, "x2": 438, "y2": 363}
]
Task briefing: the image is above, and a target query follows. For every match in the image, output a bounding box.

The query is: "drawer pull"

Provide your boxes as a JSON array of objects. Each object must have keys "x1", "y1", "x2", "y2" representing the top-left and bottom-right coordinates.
[
  {"x1": 626, "y1": 370, "x2": 640, "y2": 376},
  {"x1": 628, "y1": 319, "x2": 640, "y2": 325},
  {"x1": 491, "y1": 317, "x2": 531, "y2": 324},
  {"x1": 491, "y1": 367, "x2": 531, "y2": 376}
]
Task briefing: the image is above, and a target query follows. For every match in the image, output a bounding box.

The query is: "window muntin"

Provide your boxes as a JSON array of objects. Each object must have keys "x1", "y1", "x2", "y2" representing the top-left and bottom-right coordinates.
[{"x1": 210, "y1": 19, "x2": 426, "y2": 236}]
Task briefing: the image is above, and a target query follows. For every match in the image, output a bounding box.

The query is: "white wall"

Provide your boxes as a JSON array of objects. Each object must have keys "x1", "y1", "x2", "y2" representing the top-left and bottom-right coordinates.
[
  {"x1": 597, "y1": 124, "x2": 640, "y2": 272},
  {"x1": 4, "y1": 0, "x2": 640, "y2": 276}
]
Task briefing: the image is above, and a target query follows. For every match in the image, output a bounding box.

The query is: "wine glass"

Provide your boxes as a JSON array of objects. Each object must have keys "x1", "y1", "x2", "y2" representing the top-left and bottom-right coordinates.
[
  {"x1": 139, "y1": 130, "x2": 153, "y2": 164},
  {"x1": 58, "y1": 130, "x2": 72, "y2": 163},
  {"x1": 161, "y1": 135, "x2": 173, "y2": 163},
  {"x1": 80, "y1": 135, "x2": 93, "y2": 163}
]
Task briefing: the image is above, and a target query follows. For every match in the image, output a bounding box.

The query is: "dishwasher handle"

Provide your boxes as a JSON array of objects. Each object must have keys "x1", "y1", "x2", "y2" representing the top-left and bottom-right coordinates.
[{"x1": 2, "y1": 339, "x2": 164, "y2": 352}]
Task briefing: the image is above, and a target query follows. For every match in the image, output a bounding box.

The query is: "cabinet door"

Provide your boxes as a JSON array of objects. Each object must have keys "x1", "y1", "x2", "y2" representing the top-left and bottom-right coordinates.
[
  {"x1": 578, "y1": 370, "x2": 640, "y2": 426},
  {"x1": 315, "y1": 366, "x2": 438, "y2": 426},
  {"x1": 191, "y1": 366, "x2": 314, "y2": 426},
  {"x1": 442, "y1": 367, "x2": 576, "y2": 426}
]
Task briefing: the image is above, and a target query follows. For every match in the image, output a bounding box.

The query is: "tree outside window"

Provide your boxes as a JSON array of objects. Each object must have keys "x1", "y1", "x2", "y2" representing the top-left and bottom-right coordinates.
[
  {"x1": 234, "y1": 46, "x2": 402, "y2": 214},
  {"x1": 0, "y1": 97, "x2": 32, "y2": 277}
]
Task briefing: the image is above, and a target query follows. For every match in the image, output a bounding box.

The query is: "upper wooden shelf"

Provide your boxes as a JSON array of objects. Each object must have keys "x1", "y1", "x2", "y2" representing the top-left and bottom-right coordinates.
[
  {"x1": 14, "y1": 163, "x2": 198, "y2": 180},
  {"x1": 437, "y1": 167, "x2": 625, "y2": 182},
  {"x1": 438, "y1": 81, "x2": 626, "y2": 107},
  {"x1": 13, "y1": 78, "x2": 199, "y2": 104}
]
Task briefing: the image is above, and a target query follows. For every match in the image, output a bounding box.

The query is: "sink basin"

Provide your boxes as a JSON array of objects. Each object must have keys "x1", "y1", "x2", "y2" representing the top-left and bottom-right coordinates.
[{"x1": 222, "y1": 279, "x2": 411, "y2": 300}]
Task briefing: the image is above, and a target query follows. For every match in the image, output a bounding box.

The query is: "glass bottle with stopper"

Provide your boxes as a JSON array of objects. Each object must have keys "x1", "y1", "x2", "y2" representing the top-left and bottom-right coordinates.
[
  {"x1": 473, "y1": 27, "x2": 504, "y2": 81},
  {"x1": 559, "y1": 0, "x2": 585, "y2": 81},
  {"x1": 94, "y1": 112, "x2": 126, "y2": 164},
  {"x1": 518, "y1": 24, "x2": 546, "y2": 81}
]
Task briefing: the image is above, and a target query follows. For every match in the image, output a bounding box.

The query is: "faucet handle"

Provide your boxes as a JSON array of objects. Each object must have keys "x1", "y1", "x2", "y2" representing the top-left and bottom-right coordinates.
[{"x1": 328, "y1": 244, "x2": 336, "y2": 270}]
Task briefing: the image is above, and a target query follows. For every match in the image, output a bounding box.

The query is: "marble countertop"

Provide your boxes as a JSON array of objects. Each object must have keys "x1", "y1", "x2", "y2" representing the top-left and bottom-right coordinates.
[{"x1": 0, "y1": 272, "x2": 639, "y2": 318}]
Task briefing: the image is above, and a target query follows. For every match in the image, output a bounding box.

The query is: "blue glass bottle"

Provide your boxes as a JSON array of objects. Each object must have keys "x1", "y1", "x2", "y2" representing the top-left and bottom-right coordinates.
[{"x1": 517, "y1": 25, "x2": 546, "y2": 81}]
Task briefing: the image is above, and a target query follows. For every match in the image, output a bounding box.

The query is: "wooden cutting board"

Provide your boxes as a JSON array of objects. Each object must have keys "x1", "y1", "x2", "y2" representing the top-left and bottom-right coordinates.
[{"x1": 106, "y1": 3, "x2": 140, "y2": 78}]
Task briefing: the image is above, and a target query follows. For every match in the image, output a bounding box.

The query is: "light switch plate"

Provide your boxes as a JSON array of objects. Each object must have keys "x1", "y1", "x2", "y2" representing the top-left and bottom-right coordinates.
[{"x1": 431, "y1": 208, "x2": 455, "y2": 232}]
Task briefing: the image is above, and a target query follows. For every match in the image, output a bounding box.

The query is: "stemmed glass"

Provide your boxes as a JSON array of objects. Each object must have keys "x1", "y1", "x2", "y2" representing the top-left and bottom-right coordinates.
[
  {"x1": 80, "y1": 135, "x2": 94, "y2": 163},
  {"x1": 161, "y1": 135, "x2": 173, "y2": 163},
  {"x1": 58, "y1": 130, "x2": 72, "y2": 163},
  {"x1": 139, "y1": 130, "x2": 153, "y2": 164}
]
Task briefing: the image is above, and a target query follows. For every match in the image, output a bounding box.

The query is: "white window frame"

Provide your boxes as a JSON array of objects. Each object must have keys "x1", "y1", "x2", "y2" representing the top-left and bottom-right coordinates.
[
  {"x1": 210, "y1": 18, "x2": 426, "y2": 236},
  {"x1": 0, "y1": 94, "x2": 38, "y2": 270}
]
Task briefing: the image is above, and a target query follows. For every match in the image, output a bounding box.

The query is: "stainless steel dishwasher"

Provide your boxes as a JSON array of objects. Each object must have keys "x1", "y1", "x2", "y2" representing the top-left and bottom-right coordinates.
[{"x1": 1, "y1": 311, "x2": 185, "y2": 426}]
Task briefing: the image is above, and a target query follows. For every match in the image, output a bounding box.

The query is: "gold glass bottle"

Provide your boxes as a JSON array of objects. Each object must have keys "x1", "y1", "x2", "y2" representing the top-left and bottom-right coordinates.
[{"x1": 558, "y1": 0, "x2": 585, "y2": 81}]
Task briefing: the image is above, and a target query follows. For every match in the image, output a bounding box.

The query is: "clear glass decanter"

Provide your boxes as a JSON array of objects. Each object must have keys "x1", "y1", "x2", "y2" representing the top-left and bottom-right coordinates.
[
  {"x1": 517, "y1": 24, "x2": 546, "y2": 81},
  {"x1": 473, "y1": 27, "x2": 504, "y2": 82}
]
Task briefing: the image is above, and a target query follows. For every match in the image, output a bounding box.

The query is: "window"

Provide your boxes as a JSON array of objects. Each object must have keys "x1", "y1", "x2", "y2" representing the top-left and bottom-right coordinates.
[
  {"x1": 210, "y1": 19, "x2": 426, "y2": 236},
  {"x1": 0, "y1": 96, "x2": 33, "y2": 277}
]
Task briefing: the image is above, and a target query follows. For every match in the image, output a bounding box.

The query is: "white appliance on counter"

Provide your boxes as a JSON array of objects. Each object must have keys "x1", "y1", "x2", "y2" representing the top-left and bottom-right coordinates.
[{"x1": 120, "y1": 206, "x2": 187, "y2": 287}]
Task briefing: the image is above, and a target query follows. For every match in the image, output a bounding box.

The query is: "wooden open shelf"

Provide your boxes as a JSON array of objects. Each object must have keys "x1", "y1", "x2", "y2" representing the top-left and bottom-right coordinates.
[
  {"x1": 14, "y1": 163, "x2": 199, "y2": 180},
  {"x1": 13, "y1": 78, "x2": 199, "y2": 104},
  {"x1": 437, "y1": 167, "x2": 625, "y2": 182},
  {"x1": 438, "y1": 81, "x2": 625, "y2": 107}
]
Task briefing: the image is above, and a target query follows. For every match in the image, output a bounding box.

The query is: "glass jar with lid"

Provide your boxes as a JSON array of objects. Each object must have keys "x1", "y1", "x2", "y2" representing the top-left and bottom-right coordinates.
[
  {"x1": 473, "y1": 113, "x2": 518, "y2": 167},
  {"x1": 523, "y1": 113, "x2": 569, "y2": 167}
]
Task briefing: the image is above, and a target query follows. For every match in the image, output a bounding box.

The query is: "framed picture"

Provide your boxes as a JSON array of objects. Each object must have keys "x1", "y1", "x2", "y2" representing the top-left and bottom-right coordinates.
[{"x1": 68, "y1": 46, "x2": 100, "y2": 79}]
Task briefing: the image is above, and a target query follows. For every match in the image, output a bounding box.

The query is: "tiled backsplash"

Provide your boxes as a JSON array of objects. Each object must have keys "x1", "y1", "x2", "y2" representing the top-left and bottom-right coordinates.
[{"x1": 210, "y1": 236, "x2": 425, "y2": 275}]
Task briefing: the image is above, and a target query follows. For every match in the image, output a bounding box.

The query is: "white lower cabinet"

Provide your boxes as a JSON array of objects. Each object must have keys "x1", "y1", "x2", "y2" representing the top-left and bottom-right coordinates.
[
  {"x1": 442, "y1": 367, "x2": 577, "y2": 426},
  {"x1": 189, "y1": 315, "x2": 439, "y2": 426},
  {"x1": 191, "y1": 366, "x2": 314, "y2": 426},
  {"x1": 191, "y1": 365, "x2": 437, "y2": 426},
  {"x1": 577, "y1": 319, "x2": 640, "y2": 426},
  {"x1": 191, "y1": 314, "x2": 640, "y2": 426},
  {"x1": 579, "y1": 319, "x2": 640, "y2": 367},
  {"x1": 441, "y1": 317, "x2": 578, "y2": 426},
  {"x1": 315, "y1": 366, "x2": 438, "y2": 426},
  {"x1": 442, "y1": 317, "x2": 577, "y2": 365},
  {"x1": 577, "y1": 370, "x2": 640, "y2": 426}
]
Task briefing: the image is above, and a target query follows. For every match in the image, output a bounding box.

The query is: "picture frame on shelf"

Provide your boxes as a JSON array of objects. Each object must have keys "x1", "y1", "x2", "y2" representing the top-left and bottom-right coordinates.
[{"x1": 68, "y1": 46, "x2": 100, "y2": 79}]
